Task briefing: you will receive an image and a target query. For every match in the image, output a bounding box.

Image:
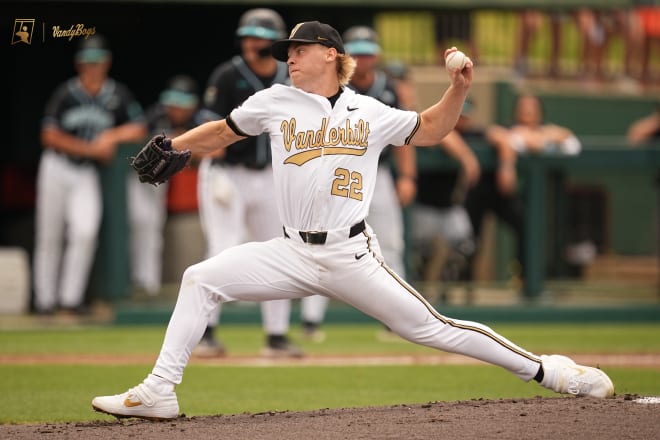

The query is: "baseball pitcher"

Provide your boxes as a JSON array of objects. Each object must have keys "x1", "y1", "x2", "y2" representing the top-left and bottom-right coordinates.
[{"x1": 93, "y1": 21, "x2": 614, "y2": 420}]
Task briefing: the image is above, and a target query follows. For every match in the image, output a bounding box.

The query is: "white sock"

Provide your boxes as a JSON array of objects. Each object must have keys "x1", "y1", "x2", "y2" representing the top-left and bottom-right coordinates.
[{"x1": 144, "y1": 373, "x2": 175, "y2": 394}]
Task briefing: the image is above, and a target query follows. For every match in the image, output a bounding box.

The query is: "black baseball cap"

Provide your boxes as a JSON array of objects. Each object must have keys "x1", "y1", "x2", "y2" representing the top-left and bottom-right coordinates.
[{"x1": 271, "y1": 21, "x2": 345, "y2": 62}]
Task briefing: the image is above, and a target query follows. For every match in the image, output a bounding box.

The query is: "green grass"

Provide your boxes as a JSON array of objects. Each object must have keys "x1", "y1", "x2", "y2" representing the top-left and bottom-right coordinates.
[
  {"x1": 2, "y1": 364, "x2": 659, "y2": 424},
  {"x1": 2, "y1": 323, "x2": 660, "y2": 355},
  {"x1": 1, "y1": 323, "x2": 659, "y2": 424}
]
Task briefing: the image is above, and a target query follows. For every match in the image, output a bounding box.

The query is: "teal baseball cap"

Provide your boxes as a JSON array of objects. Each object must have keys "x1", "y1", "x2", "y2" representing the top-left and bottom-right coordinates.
[
  {"x1": 159, "y1": 75, "x2": 199, "y2": 109},
  {"x1": 75, "y1": 35, "x2": 111, "y2": 63},
  {"x1": 236, "y1": 8, "x2": 286, "y2": 40},
  {"x1": 159, "y1": 90, "x2": 198, "y2": 109},
  {"x1": 343, "y1": 26, "x2": 381, "y2": 56}
]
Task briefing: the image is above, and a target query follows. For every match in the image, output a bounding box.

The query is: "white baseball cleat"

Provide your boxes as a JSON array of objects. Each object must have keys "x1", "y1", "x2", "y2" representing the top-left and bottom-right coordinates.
[
  {"x1": 92, "y1": 382, "x2": 179, "y2": 420},
  {"x1": 540, "y1": 354, "x2": 615, "y2": 398}
]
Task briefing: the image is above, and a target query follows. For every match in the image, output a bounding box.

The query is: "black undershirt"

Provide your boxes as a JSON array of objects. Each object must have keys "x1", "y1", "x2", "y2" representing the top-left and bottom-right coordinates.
[{"x1": 327, "y1": 87, "x2": 343, "y2": 107}]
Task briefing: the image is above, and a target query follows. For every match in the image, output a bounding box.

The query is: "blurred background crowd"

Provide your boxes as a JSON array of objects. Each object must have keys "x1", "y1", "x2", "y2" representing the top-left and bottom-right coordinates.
[{"x1": 1, "y1": 1, "x2": 659, "y2": 328}]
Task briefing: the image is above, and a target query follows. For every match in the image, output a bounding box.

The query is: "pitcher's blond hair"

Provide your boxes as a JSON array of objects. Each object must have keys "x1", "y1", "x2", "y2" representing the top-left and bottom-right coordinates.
[{"x1": 337, "y1": 53, "x2": 356, "y2": 87}]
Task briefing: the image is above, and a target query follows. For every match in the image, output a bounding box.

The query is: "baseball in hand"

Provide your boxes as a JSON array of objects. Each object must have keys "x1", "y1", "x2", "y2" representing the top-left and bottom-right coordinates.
[{"x1": 445, "y1": 50, "x2": 467, "y2": 71}]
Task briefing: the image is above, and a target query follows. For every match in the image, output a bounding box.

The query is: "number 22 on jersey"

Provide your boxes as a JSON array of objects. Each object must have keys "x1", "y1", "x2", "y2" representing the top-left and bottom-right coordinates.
[{"x1": 331, "y1": 167, "x2": 363, "y2": 201}]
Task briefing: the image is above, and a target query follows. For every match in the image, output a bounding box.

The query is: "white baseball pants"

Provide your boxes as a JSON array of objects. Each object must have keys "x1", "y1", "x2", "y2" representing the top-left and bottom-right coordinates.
[
  {"x1": 33, "y1": 150, "x2": 102, "y2": 311},
  {"x1": 197, "y1": 159, "x2": 326, "y2": 334},
  {"x1": 367, "y1": 164, "x2": 406, "y2": 276},
  {"x1": 151, "y1": 224, "x2": 542, "y2": 385},
  {"x1": 127, "y1": 176, "x2": 168, "y2": 295}
]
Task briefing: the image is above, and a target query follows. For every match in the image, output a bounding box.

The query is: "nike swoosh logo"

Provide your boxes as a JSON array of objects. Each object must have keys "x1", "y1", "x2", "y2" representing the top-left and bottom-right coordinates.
[
  {"x1": 347, "y1": 106, "x2": 359, "y2": 112},
  {"x1": 355, "y1": 252, "x2": 367, "y2": 260},
  {"x1": 123, "y1": 398, "x2": 142, "y2": 408}
]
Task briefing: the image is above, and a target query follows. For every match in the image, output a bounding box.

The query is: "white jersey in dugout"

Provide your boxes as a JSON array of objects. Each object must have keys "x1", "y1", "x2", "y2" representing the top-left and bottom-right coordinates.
[{"x1": 229, "y1": 84, "x2": 420, "y2": 231}]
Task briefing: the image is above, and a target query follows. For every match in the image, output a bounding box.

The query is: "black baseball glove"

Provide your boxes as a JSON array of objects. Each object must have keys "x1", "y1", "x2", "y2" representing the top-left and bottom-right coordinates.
[{"x1": 130, "y1": 134, "x2": 192, "y2": 185}]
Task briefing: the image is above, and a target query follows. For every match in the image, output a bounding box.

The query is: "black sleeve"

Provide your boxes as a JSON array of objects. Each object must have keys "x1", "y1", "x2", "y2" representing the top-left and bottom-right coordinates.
[
  {"x1": 42, "y1": 81, "x2": 70, "y2": 129},
  {"x1": 114, "y1": 82, "x2": 145, "y2": 125},
  {"x1": 203, "y1": 62, "x2": 236, "y2": 118},
  {"x1": 226, "y1": 114, "x2": 248, "y2": 137}
]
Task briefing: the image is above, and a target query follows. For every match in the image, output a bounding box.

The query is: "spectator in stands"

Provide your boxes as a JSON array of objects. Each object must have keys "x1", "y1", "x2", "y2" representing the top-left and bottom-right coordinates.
[
  {"x1": 505, "y1": 94, "x2": 582, "y2": 156},
  {"x1": 514, "y1": 8, "x2": 637, "y2": 80},
  {"x1": 575, "y1": 8, "x2": 639, "y2": 81},
  {"x1": 465, "y1": 93, "x2": 581, "y2": 290},
  {"x1": 636, "y1": 4, "x2": 660, "y2": 84},
  {"x1": 626, "y1": 99, "x2": 660, "y2": 272},
  {"x1": 433, "y1": 9, "x2": 479, "y2": 65},
  {"x1": 627, "y1": 101, "x2": 660, "y2": 146},
  {"x1": 514, "y1": 9, "x2": 563, "y2": 77}
]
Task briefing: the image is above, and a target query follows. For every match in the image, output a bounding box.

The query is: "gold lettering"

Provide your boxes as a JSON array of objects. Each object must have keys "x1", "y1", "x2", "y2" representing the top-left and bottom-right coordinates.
[
  {"x1": 304, "y1": 130, "x2": 315, "y2": 149},
  {"x1": 313, "y1": 118, "x2": 328, "y2": 147},
  {"x1": 281, "y1": 118, "x2": 295, "y2": 152},
  {"x1": 346, "y1": 120, "x2": 355, "y2": 145},
  {"x1": 337, "y1": 126, "x2": 346, "y2": 145},
  {"x1": 279, "y1": 117, "x2": 370, "y2": 166},
  {"x1": 51, "y1": 24, "x2": 97, "y2": 41},
  {"x1": 328, "y1": 127, "x2": 338, "y2": 145},
  {"x1": 296, "y1": 131, "x2": 309, "y2": 150}
]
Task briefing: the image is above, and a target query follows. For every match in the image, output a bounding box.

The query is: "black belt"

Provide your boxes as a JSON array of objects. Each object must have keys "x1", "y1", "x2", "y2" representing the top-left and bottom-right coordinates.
[
  {"x1": 284, "y1": 220, "x2": 366, "y2": 245},
  {"x1": 55, "y1": 151, "x2": 94, "y2": 166}
]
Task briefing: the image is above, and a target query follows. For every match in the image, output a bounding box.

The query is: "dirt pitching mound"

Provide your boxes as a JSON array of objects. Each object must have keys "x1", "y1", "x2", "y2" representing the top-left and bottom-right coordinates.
[{"x1": 2, "y1": 395, "x2": 659, "y2": 440}]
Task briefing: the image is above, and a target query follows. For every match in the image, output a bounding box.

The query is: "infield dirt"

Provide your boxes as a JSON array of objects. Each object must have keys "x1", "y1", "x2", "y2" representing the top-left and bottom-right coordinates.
[{"x1": 2, "y1": 395, "x2": 658, "y2": 439}]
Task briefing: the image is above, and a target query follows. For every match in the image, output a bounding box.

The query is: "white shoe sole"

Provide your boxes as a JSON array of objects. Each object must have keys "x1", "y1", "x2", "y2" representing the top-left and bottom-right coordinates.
[{"x1": 92, "y1": 403, "x2": 178, "y2": 421}]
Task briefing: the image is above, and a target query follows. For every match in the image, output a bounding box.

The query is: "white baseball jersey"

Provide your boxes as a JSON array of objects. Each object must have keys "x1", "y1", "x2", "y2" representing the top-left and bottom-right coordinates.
[{"x1": 229, "y1": 84, "x2": 419, "y2": 231}]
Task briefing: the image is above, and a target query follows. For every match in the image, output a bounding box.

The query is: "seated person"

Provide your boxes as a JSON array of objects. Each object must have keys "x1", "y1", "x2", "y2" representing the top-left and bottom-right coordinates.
[
  {"x1": 627, "y1": 101, "x2": 660, "y2": 146},
  {"x1": 465, "y1": 93, "x2": 581, "y2": 291}
]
